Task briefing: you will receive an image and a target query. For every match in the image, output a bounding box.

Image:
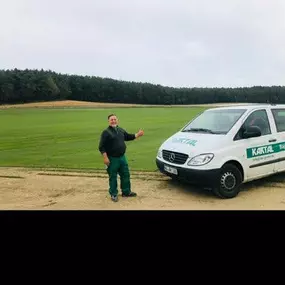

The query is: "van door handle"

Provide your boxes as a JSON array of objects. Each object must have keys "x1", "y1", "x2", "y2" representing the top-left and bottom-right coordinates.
[{"x1": 269, "y1": 139, "x2": 277, "y2": 142}]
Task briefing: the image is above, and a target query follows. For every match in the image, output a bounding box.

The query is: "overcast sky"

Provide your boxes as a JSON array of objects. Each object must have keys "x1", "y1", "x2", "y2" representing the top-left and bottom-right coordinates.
[{"x1": 1, "y1": 0, "x2": 285, "y2": 87}]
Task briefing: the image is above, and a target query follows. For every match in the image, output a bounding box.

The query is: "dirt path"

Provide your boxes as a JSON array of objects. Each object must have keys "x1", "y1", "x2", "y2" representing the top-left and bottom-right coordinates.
[{"x1": 1, "y1": 167, "x2": 285, "y2": 210}]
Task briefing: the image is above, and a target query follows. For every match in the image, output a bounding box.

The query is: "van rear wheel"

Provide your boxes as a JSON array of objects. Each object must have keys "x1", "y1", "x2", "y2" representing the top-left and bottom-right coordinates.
[{"x1": 213, "y1": 164, "x2": 242, "y2": 199}]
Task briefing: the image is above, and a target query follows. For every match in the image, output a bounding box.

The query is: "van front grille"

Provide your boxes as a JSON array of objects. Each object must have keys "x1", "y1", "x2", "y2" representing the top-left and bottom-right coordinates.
[{"x1": 162, "y1": 150, "x2": 188, "y2": 165}]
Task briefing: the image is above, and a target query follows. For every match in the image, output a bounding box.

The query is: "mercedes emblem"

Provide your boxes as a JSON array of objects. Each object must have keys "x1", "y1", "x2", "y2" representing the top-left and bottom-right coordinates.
[{"x1": 169, "y1": 153, "x2": 175, "y2": 162}]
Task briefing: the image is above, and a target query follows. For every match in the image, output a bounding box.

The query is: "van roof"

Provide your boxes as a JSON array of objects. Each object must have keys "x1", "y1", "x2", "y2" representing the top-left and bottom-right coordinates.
[{"x1": 207, "y1": 103, "x2": 285, "y2": 111}]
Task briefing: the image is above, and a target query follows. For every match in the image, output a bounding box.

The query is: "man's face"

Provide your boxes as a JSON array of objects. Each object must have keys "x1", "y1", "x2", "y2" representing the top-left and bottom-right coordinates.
[{"x1": 108, "y1": 115, "x2": 118, "y2": 127}]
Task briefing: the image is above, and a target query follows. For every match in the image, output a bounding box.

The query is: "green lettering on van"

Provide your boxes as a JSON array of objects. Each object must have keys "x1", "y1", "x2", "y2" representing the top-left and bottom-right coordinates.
[
  {"x1": 247, "y1": 142, "x2": 285, "y2": 158},
  {"x1": 172, "y1": 137, "x2": 197, "y2": 146}
]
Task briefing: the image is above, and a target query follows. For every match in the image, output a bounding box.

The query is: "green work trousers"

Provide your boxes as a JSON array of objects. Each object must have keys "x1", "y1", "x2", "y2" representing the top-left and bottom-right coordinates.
[{"x1": 107, "y1": 155, "x2": 131, "y2": 196}]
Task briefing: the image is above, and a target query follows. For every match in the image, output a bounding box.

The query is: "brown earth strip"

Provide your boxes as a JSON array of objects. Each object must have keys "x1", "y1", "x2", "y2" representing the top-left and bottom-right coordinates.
[{"x1": 0, "y1": 100, "x2": 249, "y2": 109}]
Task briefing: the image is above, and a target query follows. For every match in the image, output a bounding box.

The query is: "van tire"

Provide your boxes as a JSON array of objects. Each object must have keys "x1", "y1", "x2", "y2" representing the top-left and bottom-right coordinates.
[{"x1": 213, "y1": 164, "x2": 242, "y2": 199}]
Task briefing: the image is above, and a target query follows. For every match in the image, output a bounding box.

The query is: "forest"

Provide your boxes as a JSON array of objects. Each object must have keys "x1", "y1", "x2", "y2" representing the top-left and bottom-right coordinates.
[{"x1": 0, "y1": 68, "x2": 283, "y2": 105}]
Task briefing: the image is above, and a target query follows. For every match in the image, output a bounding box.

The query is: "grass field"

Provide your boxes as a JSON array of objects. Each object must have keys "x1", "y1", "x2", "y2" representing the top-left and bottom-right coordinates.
[{"x1": 0, "y1": 107, "x2": 206, "y2": 171}]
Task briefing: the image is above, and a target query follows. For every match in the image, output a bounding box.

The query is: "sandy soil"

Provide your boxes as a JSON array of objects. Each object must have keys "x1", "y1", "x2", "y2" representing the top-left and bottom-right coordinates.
[
  {"x1": 1, "y1": 167, "x2": 285, "y2": 210},
  {"x1": 0, "y1": 100, "x2": 249, "y2": 109}
]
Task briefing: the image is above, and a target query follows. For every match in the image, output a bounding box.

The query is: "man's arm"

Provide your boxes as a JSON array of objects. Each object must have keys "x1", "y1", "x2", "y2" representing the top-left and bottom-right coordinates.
[
  {"x1": 122, "y1": 128, "x2": 144, "y2": 141},
  {"x1": 123, "y1": 130, "x2": 136, "y2": 141},
  {"x1": 98, "y1": 130, "x2": 108, "y2": 153},
  {"x1": 98, "y1": 131, "x2": 110, "y2": 165}
]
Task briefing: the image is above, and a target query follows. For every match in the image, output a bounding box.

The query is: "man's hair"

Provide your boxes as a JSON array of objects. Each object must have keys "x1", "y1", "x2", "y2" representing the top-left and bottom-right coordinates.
[{"x1": 108, "y1": 114, "x2": 116, "y2": 120}]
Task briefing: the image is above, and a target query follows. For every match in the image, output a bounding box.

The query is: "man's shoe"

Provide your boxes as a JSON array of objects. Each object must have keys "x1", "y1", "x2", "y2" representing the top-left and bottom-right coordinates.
[
  {"x1": 111, "y1": 195, "x2": 118, "y2": 202},
  {"x1": 122, "y1": 192, "x2": 137, "y2": 197}
]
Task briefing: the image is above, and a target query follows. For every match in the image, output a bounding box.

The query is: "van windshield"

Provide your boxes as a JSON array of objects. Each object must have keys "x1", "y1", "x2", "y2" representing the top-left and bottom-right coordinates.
[{"x1": 182, "y1": 108, "x2": 246, "y2": 134}]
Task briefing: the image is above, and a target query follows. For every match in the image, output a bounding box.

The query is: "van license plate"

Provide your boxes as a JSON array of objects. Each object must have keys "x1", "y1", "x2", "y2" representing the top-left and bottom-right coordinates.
[{"x1": 164, "y1": 165, "x2": 178, "y2": 175}]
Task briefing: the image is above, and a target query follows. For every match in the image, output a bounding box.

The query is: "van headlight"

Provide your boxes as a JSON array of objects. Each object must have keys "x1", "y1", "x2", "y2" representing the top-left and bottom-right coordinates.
[
  {"x1": 157, "y1": 149, "x2": 162, "y2": 158},
  {"x1": 187, "y1": 153, "x2": 214, "y2": 166}
]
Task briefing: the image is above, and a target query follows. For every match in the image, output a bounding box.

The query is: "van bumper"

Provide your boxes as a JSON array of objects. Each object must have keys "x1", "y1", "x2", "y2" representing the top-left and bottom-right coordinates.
[{"x1": 156, "y1": 158, "x2": 220, "y2": 187}]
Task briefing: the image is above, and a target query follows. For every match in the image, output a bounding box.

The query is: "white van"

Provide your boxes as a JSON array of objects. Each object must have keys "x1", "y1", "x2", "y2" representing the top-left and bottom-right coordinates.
[{"x1": 156, "y1": 104, "x2": 285, "y2": 198}]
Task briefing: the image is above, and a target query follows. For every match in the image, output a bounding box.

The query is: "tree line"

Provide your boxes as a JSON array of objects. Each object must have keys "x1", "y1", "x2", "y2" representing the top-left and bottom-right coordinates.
[{"x1": 0, "y1": 68, "x2": 284, "y2": 105}]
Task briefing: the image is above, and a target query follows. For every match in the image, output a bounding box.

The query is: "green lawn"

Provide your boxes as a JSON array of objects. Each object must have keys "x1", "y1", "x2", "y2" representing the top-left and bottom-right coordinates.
[{"x1": 0, "y1": 107, "x2": 205, "y2": 171}]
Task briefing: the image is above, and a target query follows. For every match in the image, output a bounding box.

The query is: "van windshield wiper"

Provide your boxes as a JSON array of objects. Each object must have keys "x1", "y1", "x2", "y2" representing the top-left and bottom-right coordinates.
[{"x1": 182, "y1": 128, "x2": 216, "y2": 134}]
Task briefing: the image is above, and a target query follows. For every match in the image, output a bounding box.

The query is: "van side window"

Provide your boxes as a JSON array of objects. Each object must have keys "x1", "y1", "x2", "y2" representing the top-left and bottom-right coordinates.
[
  {"x1": 234, "y1": 110, "x2": 271, "y2": 140},
  {"x1": 272, "y1": 109, "x2": 285, "y2": 132}
]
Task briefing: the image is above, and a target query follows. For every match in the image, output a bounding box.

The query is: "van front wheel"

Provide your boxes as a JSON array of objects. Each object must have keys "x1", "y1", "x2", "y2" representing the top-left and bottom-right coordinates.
[{"x1": 213, "y1": 164, "x2": 242, "y2": 199}]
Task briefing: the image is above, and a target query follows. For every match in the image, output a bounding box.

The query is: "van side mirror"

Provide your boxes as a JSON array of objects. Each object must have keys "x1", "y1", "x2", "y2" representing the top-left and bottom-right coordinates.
[{"x1": 243, "y1": 126, "x2": 261, "y2": 138}]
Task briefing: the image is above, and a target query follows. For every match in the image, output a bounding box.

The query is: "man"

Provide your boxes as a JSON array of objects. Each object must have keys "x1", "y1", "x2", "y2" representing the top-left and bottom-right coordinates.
[{"x1": 98, "y1": 114, "x2": 144, "y2": 202}]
